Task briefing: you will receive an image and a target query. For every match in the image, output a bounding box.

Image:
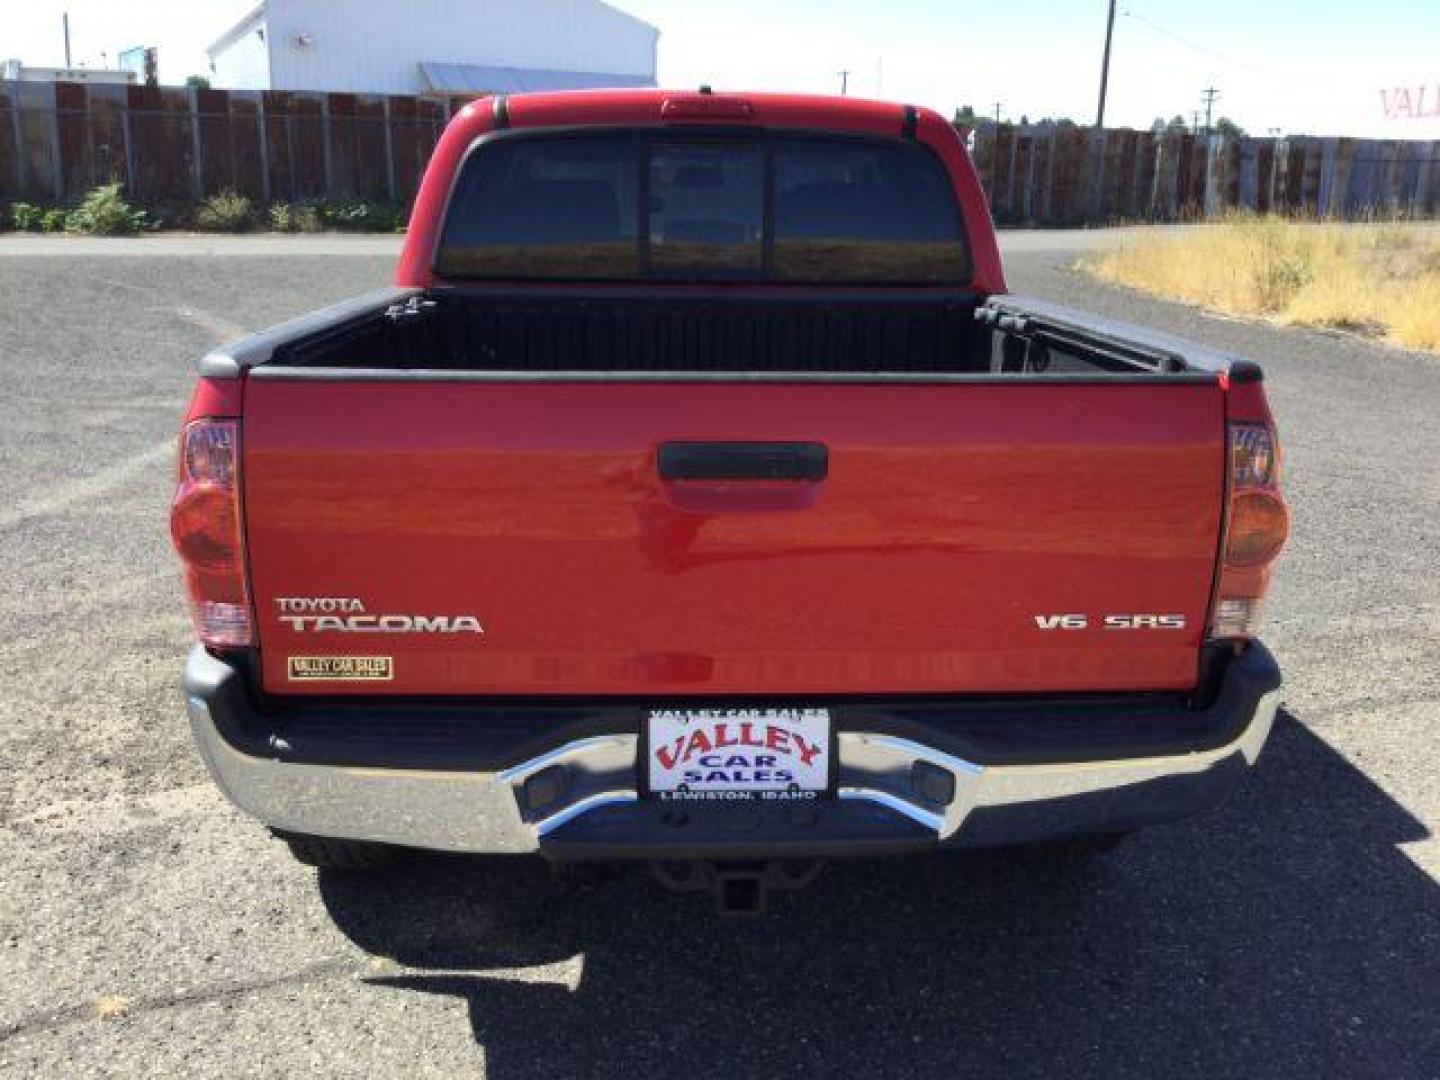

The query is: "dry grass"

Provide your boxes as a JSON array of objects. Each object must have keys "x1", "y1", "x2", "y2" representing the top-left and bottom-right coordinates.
[{"x1": 1084, "y1": 216, "x2": 1440, "y2": 354}]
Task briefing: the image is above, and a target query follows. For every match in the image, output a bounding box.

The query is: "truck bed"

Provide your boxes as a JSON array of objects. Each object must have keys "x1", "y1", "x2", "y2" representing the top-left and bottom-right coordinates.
[
  {"x1": 268, "y1": 291, "x2": 985, "y2": 375},
  {"x1": 218, "y1": 289, "x2": 1246, "y2": 383}
]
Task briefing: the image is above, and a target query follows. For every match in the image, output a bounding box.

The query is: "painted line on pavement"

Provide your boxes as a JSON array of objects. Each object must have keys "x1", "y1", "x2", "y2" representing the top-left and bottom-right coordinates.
[{"x1": 0, "y1": 440, "x2": 176, "y2": 531}]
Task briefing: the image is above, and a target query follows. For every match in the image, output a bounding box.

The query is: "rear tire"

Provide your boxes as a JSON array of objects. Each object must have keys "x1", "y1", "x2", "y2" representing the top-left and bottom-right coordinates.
[{"x1": 274, "y1": 830, "x2": 404, "y2": 871}]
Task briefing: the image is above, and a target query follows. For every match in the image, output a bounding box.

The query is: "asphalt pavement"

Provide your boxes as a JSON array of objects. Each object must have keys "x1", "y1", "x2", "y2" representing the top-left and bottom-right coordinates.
[{"x1": 0, "y1": 233, "x2": 1436, "y2": 1078}]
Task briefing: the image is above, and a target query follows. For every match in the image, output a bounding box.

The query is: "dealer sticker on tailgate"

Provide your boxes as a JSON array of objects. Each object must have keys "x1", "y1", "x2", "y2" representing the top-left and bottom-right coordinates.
[
  {"x1": 287, "y1": 655, "x2": 393, "y2": 681},
  {"x1": 647, "y1": 708, "x2": 830, "y2": 801}
]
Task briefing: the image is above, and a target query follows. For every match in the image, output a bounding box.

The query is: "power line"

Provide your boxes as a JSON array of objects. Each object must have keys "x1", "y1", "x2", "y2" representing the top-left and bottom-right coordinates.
[
  {"x1": 1120, "y1": 6, "x2": 1333, "y2": 89},
  {"x1": 1122, "y1": 8, "x2": 1253, "y2": 71}
]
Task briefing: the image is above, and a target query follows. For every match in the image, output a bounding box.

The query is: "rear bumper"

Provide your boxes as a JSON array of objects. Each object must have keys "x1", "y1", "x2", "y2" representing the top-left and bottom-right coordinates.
[{"x1": 184, "y1": 644, "x2": 1281, "y2": 859}]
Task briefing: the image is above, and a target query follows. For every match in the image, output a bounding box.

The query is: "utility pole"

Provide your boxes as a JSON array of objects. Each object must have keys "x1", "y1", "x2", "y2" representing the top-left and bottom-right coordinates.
[
  {"x1": 993, "y1": 101, "x2": 1002, "y2": 124},
  {"x1": 1094, "y1": 0, "x2": 1117, "y2": 128},
  {"x1": 837, "y1": 69, "x2": 849, "y2": 95},
  {"x1": 62, "y1": 11, "x2": 72, "y2": 68},
  {"x1": 1191, "y1": 110, "x2": 1202, "y2": 134},
  {"x1": 1201, "y1": 86, "x2": 1220, "y2": 138}
]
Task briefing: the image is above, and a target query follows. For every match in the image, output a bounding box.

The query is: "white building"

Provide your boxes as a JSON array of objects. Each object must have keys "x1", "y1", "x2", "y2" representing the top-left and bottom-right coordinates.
[
  {"x1": 1, "y1": 60, "x2": 136, "y2": 85},
  {"x1": 206, "y1": 0, "x2": 658, "y2": 97}
]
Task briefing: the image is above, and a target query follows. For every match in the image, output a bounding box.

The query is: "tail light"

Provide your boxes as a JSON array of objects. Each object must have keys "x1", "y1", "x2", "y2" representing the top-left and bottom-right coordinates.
[
  {"x1": 660, "y1": 94, "x2": 755, "y2": 121},
  {"x1": 170, "y1": 419, "x2": 252, "y2": 647},
  {"x1": 1209, "y1": 423, "x2": 1289, "y2": 640}
]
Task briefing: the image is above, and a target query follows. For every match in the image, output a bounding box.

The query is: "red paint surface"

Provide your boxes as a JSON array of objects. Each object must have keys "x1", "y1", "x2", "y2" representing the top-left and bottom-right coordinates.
[
  {"x1": 1224, "y1": 379, "x2": 1275, "y2": 426},
  {"x1": 184, "y1": 376, "x2": 244, "y2": 421},
  {"x1": 243, "y1": 380, "x2": 1224, "y2": 695},
  {"x1": 179, "y1": 91, "x2": 1283, "y2": 698},
  {"x1": 396, "y1": 90, "x2": 1005, "y2": 295}
]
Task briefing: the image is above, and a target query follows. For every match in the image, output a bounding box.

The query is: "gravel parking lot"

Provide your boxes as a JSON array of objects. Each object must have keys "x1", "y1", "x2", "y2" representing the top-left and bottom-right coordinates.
[{"x1": 1, "y1": 233, "x2": 1436, "y2": 1078}]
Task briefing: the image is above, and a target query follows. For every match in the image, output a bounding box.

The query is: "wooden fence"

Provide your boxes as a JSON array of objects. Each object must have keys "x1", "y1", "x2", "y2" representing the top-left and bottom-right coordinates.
[
  {"x1": 5, "y1": 79, "x2": 1440, "y2": 224},
  {"x1": 0, "y1": 80, "x2": 454, "y2": 207},
  {"x1": 967, "y1": 123, "x2": 1440, "y2": 225}
]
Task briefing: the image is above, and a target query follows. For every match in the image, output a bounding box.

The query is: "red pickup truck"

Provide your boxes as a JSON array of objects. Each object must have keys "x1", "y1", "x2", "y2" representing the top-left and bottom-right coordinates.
[{"x1": 173, "y1": 90, "x2": 1287, "y2": 913}]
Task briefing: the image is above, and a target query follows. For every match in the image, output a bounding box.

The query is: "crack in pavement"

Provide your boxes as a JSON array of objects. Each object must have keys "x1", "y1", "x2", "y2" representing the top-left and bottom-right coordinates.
[
  {"x1": 0, "y1": 303, "x2": 249, "y2": 532},
  {"x1": 0, "y1": 957, "x2": 358, "y2": 1044},
  {"x1": 0, "y1": 440, "x2": 177, "y2": 532},
  {"x1": 164, "y1": 306, "x2": 249, "y2": 344}
]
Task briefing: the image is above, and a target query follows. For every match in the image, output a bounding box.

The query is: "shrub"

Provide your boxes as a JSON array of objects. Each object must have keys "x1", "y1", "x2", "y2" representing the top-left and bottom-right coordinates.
[
  {"x1": 269, "y1": 201, "x2": 323, "y2": 232},
  {"x1": 264, "y1": 198, "x2": 403, "y2": 233},
  {"x1": 11, "y1": 190, "x2": 407, "y2": 236},
  {"x1": 1387, "y1": 276, "x2": 1440, "y2": 352},
  {"x1": 294, "y1": 203, "x2": 324, "y2": 233},
  {"x1": 64, "y1": 184, "x2": 148, "y2": 235},
  {"x1": 268, "y1": 201, "x2": 295, "y2": 232},
  {"x1": 318, "y1": 199, "x2": 368, "y2": 231},
  {"x1": 1084, "y1": 215, "x2": 1440, "y2": 356},
  {"x1": 195, "y1": 189, "x2": 255, "y2": 232},
  {"x1": 9, "y1": 202, "x2": 46, "y2": 231},
  {"x1": 318, "y1": 198, "x2": 405, "y2": 232}
]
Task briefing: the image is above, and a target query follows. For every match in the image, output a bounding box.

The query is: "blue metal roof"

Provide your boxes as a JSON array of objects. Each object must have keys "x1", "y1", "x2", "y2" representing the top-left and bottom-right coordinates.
[{"x1": 418, "y1": 61, "x2": 653, "y2": 95}]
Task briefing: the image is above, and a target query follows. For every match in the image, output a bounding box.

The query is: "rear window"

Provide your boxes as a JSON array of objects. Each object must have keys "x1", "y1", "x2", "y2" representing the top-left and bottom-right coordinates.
[
  {"x1": 649, "y1": 142, "x2": 764, "y2": 275},
  {"x1": 432, "y1": 135, "x2": 641, "y2": 279},
  {"x1": 435, "y1": 132, "x2": 970, "y2": 285},
  {"x1": 772, "y1": 139, "x2": 966, "y2": 283}
]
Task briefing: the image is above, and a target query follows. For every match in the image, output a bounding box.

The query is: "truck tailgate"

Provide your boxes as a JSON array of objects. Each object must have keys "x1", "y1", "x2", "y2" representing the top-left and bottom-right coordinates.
[{"x1": 242, "y1": 377, "x2": 1224, "y2": 695}]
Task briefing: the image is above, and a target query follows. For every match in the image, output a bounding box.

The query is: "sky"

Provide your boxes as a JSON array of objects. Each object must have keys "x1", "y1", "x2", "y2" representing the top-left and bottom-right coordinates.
[{"x1": 4, "y1": 0, "x2": 1438, "y2": 137}]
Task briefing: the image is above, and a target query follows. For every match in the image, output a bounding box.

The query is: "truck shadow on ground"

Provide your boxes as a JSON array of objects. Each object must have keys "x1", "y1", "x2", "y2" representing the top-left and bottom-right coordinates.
[{"x1": 318, "y1": 711, "x2": 1438, "y2": 1079}]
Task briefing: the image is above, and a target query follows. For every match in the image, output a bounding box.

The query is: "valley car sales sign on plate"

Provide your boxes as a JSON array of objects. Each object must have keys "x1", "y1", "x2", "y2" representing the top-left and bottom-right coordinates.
[{"x1": 647, "y1": 707, "x2": 830, "y2": 800}]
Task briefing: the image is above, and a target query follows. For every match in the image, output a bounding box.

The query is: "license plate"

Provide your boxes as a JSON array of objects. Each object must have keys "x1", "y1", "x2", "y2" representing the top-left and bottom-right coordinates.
[{"x1": 645, "y1": 707, "x2": 831, "y2": 801}]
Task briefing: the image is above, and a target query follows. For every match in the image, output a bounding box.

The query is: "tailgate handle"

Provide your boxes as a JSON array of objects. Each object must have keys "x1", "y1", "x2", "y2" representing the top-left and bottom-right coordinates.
[{"x1": 657, "y1": 442, "x2": 828, "y2": 482}]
